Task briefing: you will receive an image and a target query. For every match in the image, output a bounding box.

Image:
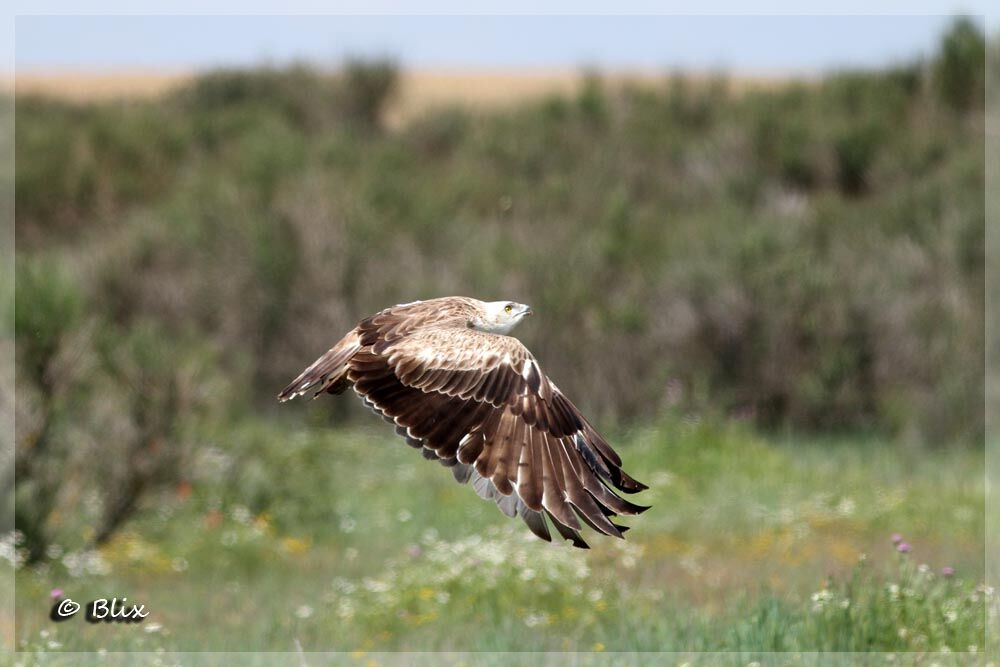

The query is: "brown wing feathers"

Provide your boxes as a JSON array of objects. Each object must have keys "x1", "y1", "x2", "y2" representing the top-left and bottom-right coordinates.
[
  {"x1": 277, "y1": 329, "x2": 361, "y2": 401},
  {"x1": 280, "y1": 300, "x2": 648, "y2": 548}
]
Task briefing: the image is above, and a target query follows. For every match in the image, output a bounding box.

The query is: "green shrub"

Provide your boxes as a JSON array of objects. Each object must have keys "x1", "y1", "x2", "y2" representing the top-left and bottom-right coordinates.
[
  {"x1": 933, "y1": 17, "x2": 985, "y2": 112},
  {"x1": 14, "y1": 257, "x2": 84, "y2": 383},
  {"x1": 576, "y1": 70, "x2": 608, "y2": 126},
  {"x1": 339, "y1": 58, "x2": 399, "y2": 130},
  {"x1": 404, "y1": 107, "x2": 470, "y2": 158},
  {"x1": 180, "y1": 64, "x2": 341, "y2": 132},
  {"x1": 834, "y1": 123, "x2": 884, "y2": 196}
]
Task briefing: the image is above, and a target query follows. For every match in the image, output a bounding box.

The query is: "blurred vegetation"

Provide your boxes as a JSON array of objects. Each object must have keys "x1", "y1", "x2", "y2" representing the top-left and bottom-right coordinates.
[
  {"x1": 10, "y1": 420, "x2": 987, "y2": 654},
  {"x1": 10, "y1": 19, "x2": 985, "y2": 568}
]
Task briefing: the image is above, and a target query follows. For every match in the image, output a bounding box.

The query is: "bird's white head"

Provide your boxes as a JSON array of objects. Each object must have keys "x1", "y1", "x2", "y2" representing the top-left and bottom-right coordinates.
[{"x1": 471, "y1": 300, "x2": 533, "y2": 335}]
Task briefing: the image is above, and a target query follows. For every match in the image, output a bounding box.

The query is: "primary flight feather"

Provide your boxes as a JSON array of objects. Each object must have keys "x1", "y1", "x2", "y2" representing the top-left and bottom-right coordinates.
[{"x1": 277, "y1": 296, "x2": 648, "y2": 548}]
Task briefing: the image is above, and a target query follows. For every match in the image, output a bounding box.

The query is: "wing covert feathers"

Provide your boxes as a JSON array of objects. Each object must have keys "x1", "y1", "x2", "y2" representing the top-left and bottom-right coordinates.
[{"x1": 278, "y1": 297, "x2": 648, "y2": 547}]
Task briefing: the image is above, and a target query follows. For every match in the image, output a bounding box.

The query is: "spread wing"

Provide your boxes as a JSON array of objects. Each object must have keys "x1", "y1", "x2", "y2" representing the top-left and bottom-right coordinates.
[
  {"x1": 277, "y1": 297, "x2": 477, "y2": 402},
  {"x1": 350, "y1": 322, "x2": 648, "y2": 548}
]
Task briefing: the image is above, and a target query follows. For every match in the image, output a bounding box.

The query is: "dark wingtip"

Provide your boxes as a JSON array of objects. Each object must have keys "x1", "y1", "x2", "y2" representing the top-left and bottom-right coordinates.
[{"x1": 614, "y1": 470, "x2": 648, "y2": 493}]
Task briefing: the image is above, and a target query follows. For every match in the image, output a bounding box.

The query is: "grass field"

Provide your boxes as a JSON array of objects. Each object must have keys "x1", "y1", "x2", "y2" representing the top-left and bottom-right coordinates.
[
  {"x1": 8, "y1": 419, "x2": 988, "y2": 659},
  {"x1": 10, "y1": 68, "x2": 795, "y2": 127}
]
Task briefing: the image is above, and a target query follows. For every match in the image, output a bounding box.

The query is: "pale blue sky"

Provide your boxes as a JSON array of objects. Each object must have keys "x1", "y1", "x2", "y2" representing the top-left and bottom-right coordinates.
[{"x1": 14, "y1": 13, "x2": 990, "y2": 73}]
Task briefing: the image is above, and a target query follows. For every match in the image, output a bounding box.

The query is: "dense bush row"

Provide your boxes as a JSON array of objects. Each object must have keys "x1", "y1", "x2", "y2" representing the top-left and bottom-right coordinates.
[{"x1": 14, "y1": 21, "x2": 986, "y2": 435}]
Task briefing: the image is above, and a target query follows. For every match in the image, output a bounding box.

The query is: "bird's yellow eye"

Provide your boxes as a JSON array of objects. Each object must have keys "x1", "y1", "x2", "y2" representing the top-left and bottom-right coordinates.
[{"x1": 504, "y1": 304, "x2": 513, "y2": 313}]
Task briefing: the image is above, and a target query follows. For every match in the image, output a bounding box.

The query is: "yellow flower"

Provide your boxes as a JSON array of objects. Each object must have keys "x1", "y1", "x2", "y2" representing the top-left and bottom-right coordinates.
[
  {"x1": 282, "y1": 537, "x2": 310, "y2": 555},
  {"x1": 409, "y1": 611, "x2": 439, "y2": 626},
  {"x1": 594, "y1": 600, "x2": 608, "y2": 612},
  {"x1": 593, "y1": 642, "x2": 605, "y2": 652},
  {"x1": 418, "y1": 587, "x2": 435, "y2": 600}
]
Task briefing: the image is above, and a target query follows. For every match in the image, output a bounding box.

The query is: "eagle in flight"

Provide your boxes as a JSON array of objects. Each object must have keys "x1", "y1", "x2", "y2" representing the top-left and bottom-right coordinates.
[{"x1": 278, "y1": 296, "x2": 648, "y2": 548}]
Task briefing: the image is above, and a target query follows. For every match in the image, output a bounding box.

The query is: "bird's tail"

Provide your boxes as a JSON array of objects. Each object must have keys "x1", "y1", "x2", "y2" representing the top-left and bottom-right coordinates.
[{"x1": 277, "y1": 329, "x2": 361, "y2": 402}]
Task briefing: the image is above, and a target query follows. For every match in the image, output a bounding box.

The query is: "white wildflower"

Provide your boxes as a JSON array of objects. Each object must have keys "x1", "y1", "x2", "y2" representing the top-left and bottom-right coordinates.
[
  {"x1": 336, "y1": 599, "x2": 355, "y2": 619},
  {"x1": 144, "y1": 623, "x2": 163, "y2": 634},
  {"x1": 362, "y1": 578, "x2": 390, "y2": 593},
  {"x1": 295, "y1": 605, "x2": 314, "y2": 619},
  {"x1": 523, "y1": 612, "x2": 548, "y2": 628},
  {"x1": 836, "y1": 497, "x2": 855, "y2": 516},
  {"x1": 811, "y1": 588, "x2": 834, "y2": 612},
  {"x1": 62, "y1": 550, "x2": 111, "y2": 577},
  {"x1": 231, "y1": 505, "x2": 252, "y2": 525},
  {"x1": 0, "y1": 531, "x2": 26, "y2": 569}
]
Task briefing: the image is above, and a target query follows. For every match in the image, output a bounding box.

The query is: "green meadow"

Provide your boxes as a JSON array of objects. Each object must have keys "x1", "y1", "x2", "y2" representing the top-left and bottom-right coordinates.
[{"x1": 11, "y1": 420, "x2": 987, "y2": 657}]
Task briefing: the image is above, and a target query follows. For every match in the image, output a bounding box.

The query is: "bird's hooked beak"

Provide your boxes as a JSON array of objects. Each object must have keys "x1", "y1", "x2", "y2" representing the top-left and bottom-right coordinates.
[{"x1": 522, "y1": 305, "x2": 533, "y2": 317}]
